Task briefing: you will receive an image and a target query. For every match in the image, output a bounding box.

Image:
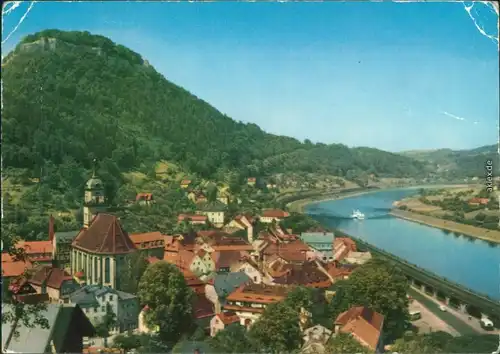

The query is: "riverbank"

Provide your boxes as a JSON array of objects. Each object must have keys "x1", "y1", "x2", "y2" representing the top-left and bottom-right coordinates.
[
  {"x1": 390, "y1": 209, "x2": 500, "y2": 244},
  {"x1": 286, "y1": 188, "x2": 378, "y2": 213},
  {"x1": 287, "y1": 184, "x2": 474, "y2": 214}
]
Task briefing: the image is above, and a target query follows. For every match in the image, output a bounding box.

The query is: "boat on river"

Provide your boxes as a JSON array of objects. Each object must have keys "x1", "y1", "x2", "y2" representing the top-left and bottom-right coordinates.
[{"x1": 351, "y1": 209, "x2": 365, "y2": 220}]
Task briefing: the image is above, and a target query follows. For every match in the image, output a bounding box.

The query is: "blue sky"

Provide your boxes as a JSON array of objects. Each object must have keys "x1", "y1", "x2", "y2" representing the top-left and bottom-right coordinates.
[{"x1": 2, "y1": 1, "x2": 499, "y2": 152}]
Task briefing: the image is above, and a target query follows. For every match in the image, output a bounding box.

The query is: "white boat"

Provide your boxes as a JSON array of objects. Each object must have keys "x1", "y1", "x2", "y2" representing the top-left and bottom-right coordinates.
[{"x1": 351, "y1": 209, "x2": 365, "y2": 220}]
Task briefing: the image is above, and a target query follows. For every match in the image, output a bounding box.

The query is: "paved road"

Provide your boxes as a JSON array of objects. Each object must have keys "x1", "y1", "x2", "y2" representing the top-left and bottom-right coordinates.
[
  {"x1": 409, "y1": 286, "x2": 499, "y2": 335},
  {"x1": 409, "y1": 297, "x2": 460, "y2": 336}
]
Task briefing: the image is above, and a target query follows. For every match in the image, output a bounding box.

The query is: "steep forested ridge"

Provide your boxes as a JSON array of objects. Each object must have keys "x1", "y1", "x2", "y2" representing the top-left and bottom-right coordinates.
[{"x1": 3, "y1": 29, "x2": 428, "y2": 181}]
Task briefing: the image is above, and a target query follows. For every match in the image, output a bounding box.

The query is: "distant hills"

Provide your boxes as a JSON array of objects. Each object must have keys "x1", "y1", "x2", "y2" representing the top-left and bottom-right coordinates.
[{"x1": 401, "y1": 144, "x2": 497, "y2": 178}]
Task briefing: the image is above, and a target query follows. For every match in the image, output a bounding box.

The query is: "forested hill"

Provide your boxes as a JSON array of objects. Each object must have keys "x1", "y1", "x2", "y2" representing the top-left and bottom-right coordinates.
[
  {"x1": 3, "y1": 29, "x2": 428, "y2": 181},
  {"x1": 401, "y1": 144, "x2": 497, "y2": 178}
]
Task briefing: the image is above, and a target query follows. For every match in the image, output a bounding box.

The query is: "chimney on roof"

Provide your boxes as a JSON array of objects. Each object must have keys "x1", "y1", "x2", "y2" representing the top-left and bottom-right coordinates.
[{"x1": 49, "y1": 215, "x2": 55, "y2": 241}]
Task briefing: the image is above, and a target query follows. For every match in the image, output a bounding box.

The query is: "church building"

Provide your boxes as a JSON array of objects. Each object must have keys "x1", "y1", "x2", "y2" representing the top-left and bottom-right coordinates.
[{"x1": 70, "y1": 161, "x2": 138, "y2": 289}]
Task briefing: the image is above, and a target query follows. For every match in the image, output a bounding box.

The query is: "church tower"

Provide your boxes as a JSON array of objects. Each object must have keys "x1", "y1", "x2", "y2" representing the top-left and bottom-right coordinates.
[{"x1": 83, "y1": 159, "x2": 107, "y2": 228}]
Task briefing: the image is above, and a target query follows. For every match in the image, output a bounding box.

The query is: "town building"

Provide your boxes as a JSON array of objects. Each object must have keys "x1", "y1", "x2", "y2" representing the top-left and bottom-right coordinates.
[
  {"x1": 271, "y1": 261, "x2": 332, "y2": 289},
  {"x1": 136, "y1": 193, "x2": 154, "y2": 206},
  {"x1": 2, "y1": 303, "x2": 95, "y2": 353},
  {"x1": 334, "y1": 306, "x2": 385, "y2": 352},
  {"x1": 223, "y1": 283, "x2": 288, "y2": 327},
  {"x1": 178, "y1": 213, "x2": 208, "y2": 225},
  {"x1": 180, "y1": 179, "x2": 192, "y2": 189},
  {"x1": 15, "y1": 240, "x2": 53, "y2": 265},
  {"x1": 129, "y1": 231, "x2": 165, "y2": 259},
  {"x1": 28, "y1": 265, "x2": 80, "y2": 303},
  {"x1": 71, "y1": 213, "x2": 137, "y2": 290},
  {"x1": 299, "y1": 231, "x2": 335, "y2": 262},
  {"x1": 205, "y1": 271, "x2": 251, "y2": 314},
  {"x1": 259, "y1": 209, "x2": 290, "y2": 224},
  {"x1": 247, "y1": 177, "x2": 256, "y2": 186},
  {"x1": 196, "y1": 201, "x2": 226, "y2": 227},
  {"x1": 232, "y1": 258, "x2": 263, "y2": 284},
  {"x1": 52, "y1": 229, "x2": 79, "y2": 270},
  {"x1": 301, "y1": 324, "x2": 333, "y2": 354},
  {"x1": 333, "y1": 237, "x2": 357, "y2": 262},
  {"x1": 210, "y1": 311, "x2": 240, "y2": 337},
  {"x1": 1, "y1": 253, "x2": 33, "y2": 284},
  {"x1": 69, "y1": 284, "x2": 139, "y2": 333},
  {"x1": 224, "y1": 214, "x2": 254, "y2": 242},
  {"x1": 344, "y1": 251, "x2": 372, "y2": 265}
]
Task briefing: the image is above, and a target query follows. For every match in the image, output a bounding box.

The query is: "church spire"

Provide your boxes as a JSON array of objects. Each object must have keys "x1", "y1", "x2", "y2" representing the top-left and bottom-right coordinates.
[{"x1": 92, "y1": 158, "x2": 98, "y2": 178}]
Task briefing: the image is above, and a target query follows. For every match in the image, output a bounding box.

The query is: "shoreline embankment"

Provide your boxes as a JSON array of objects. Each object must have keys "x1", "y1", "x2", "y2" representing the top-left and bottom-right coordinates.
[{"x1": 389, "y1": 209, "x2": 500, "y2": 244}]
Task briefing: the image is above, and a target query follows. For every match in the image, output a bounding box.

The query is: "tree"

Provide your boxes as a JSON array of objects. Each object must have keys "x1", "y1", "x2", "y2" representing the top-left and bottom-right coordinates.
[
  {"x1": 138, "y1": 261, "x2": 194, "y2": 345},
  {"x1": 118, "y1": 252, "x2": 149, "y2": 294},
  {"x1": 94, "y1": 303, "x2": 117, "y2": 347},
  {"x1": 1, "y1": 223, "x2": 49, "y2": 335},
  {"x1": 325, "y1": 333, "x2": 373, "y2": 353},
  {"x1": 209, "y1": 324, "x2": 255, "y2": 353},
  {"x1": 341, "y1": 258, "x2": 410, "y2": 342},
  {"x1": 249, "y1": 301, "x2": 302, "y2": 353},
  {"x1": 206, "y1": 183, "x2": 218, "y2": 203}
]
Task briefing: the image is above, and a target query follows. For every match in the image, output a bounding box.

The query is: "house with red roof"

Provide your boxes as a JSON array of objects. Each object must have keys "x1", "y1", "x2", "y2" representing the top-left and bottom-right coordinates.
[
  {"x1": 210, "y1": 311, "x2": 240, "y2": 337},
  {"x1": 178, "y1": 213, "x2": 208, "y2": 225},
  {"x1": 136, "y1": 193, "x2": 154, "y2": 206},
  {"x1": 334, "y1": 306, "x2": 385, "y2": 352},
  {"x1": 71, "y1": 213, "x2": 138, "y2": 289},
  {"x1": 259, "y1": 209, "x2": 290, "y2": 224},
  {"x1": 129, "y1": 231, "x2": 165, "y2": 259},
  {"x1": 28, "y1": 264, "x2": 80, "y2": 303}
]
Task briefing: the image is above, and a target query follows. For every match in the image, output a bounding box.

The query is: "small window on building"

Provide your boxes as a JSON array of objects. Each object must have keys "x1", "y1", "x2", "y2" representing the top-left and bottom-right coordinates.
[
  {"x1": 94, "y1": 307, "x2": 98, "y2": 313},
  {"x1": 109, "y1": 295, "x2": 113, "y2": 301},
  {"x1": 101, "y1": 306, "x2": 105, "y2": 312}
]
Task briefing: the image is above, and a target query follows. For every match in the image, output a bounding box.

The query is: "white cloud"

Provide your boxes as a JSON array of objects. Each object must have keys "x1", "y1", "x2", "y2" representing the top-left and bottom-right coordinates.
[{"x1": 442, "y1": 111, "x2": 466, "y2": 121}]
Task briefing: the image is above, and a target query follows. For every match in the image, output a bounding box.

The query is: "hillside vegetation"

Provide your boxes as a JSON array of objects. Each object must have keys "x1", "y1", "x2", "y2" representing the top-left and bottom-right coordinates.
[
  {"x1": 3, "y1": 29, "x2": 428, "y2": 181},
  {"x1": 401, "y1": 145, "x2": 497, "y2": 178}
]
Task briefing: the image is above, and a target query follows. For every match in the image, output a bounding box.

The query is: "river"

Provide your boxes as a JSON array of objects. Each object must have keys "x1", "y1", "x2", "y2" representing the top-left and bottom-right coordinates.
[{"x1": 305, "y1": 188, "x2": 500, "y2": 301}]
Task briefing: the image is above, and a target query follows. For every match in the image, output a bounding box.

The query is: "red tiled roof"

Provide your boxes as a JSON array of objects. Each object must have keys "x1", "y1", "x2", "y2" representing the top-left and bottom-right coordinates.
[
  {"x1": 335, "y1": 306, "x2": 384, "y2": 350},
  {"x1": 130, "y1": 232, "x2": 164, "y2": 250},
  {"x1": 216, "y1": 311, "x2": 240, "y2": 325},
  {"x1": 2, "y1": 253, "x2": 33, "y2": 278},
  {"x1": 136, "y1": 193, "x2": 153, "y2": 201},
  {"x1": 193, "y1": 293, "x2": 215, "y2": 319},
  {"x1": 178, "y1": 214, "x2": 208, "y2": 222},
  {"x1": 16, "y1": 240, "x2": 53, "y2": 255},
  {"x1": 261, "y1": 209, "x2": 290, "y2": 218},
  {"x1": 181, "y1": 179, "x2": 191, "y2": 185},
  {"x1": 72, "y1": 214, "x2": 137, "y2": 254},
  {"x1": 273, "y1": 261, "x2": 331, "y2": 288},
  {"x1": 29, "y1": 265, "x2": 74, "y2": 289},
  {"x1": 212, "y1": 251, "x2": 247, "y2": 269},
  {"x1": 226, "y1": 283, "x2": 288, "y2": 304}
]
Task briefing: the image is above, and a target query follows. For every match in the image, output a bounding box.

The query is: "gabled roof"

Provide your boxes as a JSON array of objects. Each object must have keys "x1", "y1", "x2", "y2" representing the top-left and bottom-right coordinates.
[
  {"x1": 215, "y1": 311, "x2": 240, "y2": 325},
  {"x1": 273, "y1": 261, "x2": 331, "y2": 287},
  {"x1": 16, "y1": 240, "x2": 53, "y2": 255},
  {"x1": 261, "y1": 209, "x2": 290, "y2": 218},
  {"x1": 212, "y1": 250, "x2": 247, "y2": 269},
  {"x1": 335, "y1": 306, "x2": 384, "y2": 350},
  {"x1": 213, "y1": 272, "x2": 251, "y2": 299},
  {"x1": 1, "y1": 253, "x2": 32, "y2": 278},
  {"x1": 69, "y1": 285, "x2": 136, "y2": 308},
  {"x1": 2, "y1": 303, "x2": 95, "y2": 353},
  {"x1": 72, "y1": 214, "x2": 137, "y2": 255},
  {"x1": 29, "y1": 265, "x2": 75, "y2": 290}
]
